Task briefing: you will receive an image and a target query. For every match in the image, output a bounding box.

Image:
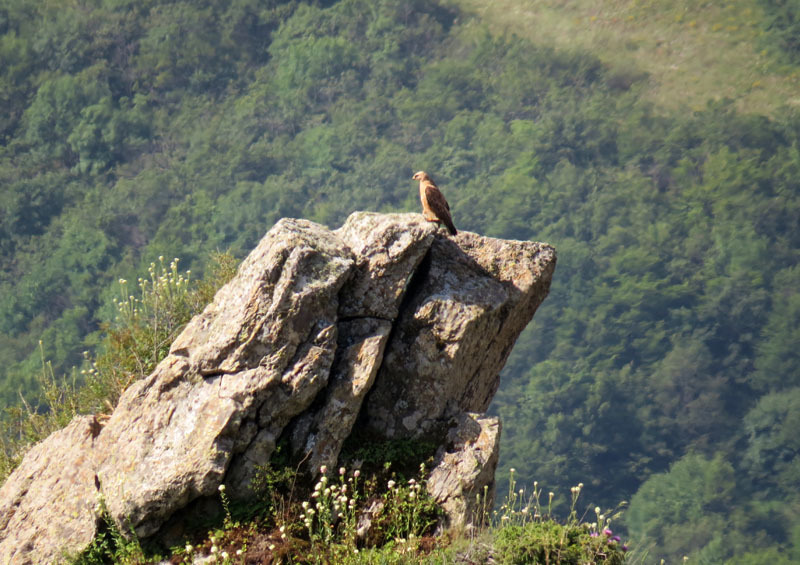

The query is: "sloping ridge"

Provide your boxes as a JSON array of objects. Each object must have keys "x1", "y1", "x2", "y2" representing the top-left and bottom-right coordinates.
[{"x1": 0, "y1": 212, "x2": 556, "y2": 564}]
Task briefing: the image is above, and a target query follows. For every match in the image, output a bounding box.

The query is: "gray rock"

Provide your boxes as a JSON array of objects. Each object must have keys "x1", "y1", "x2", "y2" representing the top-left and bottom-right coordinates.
[
  {"x1": 288, "y1": 317, "x2": 392, "y2": 475},
  {"x1": 335, "y1": 212, "x2": 436, "y2": 320},
  {"x1": 95, "y1": 219, "x2": 353, "y2": 537},
  {"x1": 0, "y1": 212, "x2": 556, "y2": 563},
  {"x1": 426, "y1": 413, "x2": 502, "y2": 530},
  {"x1": 0, "y1": 416, "x2": 100, "y2": 565},
  {"x1": 363, "y1": 232, "x2": 556, "y2": 438}
]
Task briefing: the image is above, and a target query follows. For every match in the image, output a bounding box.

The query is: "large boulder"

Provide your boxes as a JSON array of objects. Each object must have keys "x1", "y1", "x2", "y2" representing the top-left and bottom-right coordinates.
[
  {"x1": 0, "y1": 212, "x2": 555, "y2": 564},
  {"x1": 363, "y1": 232, "x2": 557, "y2": 438}
]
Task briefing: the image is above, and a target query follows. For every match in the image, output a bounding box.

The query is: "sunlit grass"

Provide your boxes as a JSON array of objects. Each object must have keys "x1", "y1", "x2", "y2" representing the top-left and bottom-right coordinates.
[
  {"x1": 74, "y1": 466, "x2": 630, "y2": 564},
  {"x1": 447, "y1": 0, "x2": 800, "y2": 116}
]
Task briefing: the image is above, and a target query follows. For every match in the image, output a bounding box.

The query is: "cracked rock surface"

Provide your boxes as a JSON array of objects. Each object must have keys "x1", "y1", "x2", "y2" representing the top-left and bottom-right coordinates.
[{"x1": 0, "y1": 212, "x2": 555, "y2": 564}]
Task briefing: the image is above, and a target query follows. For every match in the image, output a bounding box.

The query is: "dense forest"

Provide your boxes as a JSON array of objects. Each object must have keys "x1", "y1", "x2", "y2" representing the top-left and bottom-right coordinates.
[{"x1": 1, "y1": 0, "x2": 799, "y2": 562}]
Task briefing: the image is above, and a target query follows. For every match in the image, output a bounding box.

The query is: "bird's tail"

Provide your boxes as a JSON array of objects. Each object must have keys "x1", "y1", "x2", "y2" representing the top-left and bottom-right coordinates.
[{"x1": 444, "y1": 218, "x2": 457, "y2": 236}]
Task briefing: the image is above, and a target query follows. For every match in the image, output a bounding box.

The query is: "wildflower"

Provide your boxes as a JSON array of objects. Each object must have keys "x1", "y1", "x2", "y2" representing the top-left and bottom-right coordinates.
[
  {"x1": 387, "y1": 480, "x2": 396, "y2": 489},
  {"x1": 269, "y1": 544, "x2": 276, "y2": 551},
  {"x1": 218, "y1": 484, "x2": 226, "y2": 492},
  {"x1": 279, "y1": 525, "x2": 285, "y2": 533},
  {"x1": 302, "y1": 501, "x2": 309, "y2": 509},
  {"x1": 590, "y1": 532, "x2": 599, "y2": 537},
  {"x1": 595, "y1": 506, "x2": 601, "y2": 515},
  {"x1": 339, "y1": 467, "x2": 346, "y2": 475},
  {"x1": 604, "y1": 528, "x2": 613, "y2": 536},
  {"x1": 211, "y1": 545, "x2": 218, "y2": 553},
  {"x1": 221, "y1": 551, "x2": 229, "y2": 560},
  {"x1": 320, "y1": 465, "x2": 328, "y2": 475},
  {"x1": 354, "y1": 470, "x2": 361, "y2": 478},
  {"x1": 510, "y1": 468, "x2": 516, "y2": 473},
  {"x1": 622, "y1": 544, "x2": 629, "y2": 552},
  {"x1": 185, "y1": 544, "x2": 193, "y2": 553},
  {"x1": 236, "y1": 549, "x2": 243, "y2": 556}
]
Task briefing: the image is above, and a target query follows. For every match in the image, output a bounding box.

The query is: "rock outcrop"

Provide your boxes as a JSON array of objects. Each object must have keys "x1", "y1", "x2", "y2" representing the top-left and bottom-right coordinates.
[{"x1": 0, "y1": 212, "x2": 555, "y2": 564}]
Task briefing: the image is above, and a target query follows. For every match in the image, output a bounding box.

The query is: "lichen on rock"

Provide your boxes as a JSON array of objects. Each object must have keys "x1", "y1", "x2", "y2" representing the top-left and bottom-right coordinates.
[{"x1": 0, "y1": 212, "x2": 555, "y2": 564}]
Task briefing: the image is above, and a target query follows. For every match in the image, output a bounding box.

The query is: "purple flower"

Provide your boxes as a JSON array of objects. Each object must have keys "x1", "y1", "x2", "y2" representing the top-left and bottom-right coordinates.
[
  {"x1": 590, "y1": 532, "x2": 599, "y2": 538},
  {"x1": 604, "y1": 529, "x2": 613, "y2": 536},
  {"x1": 611, "y1": 536, "x2": 621, "y2": 542},
  {"x1": 622, "y1": 545, "x2": 629, "y2": 552}
]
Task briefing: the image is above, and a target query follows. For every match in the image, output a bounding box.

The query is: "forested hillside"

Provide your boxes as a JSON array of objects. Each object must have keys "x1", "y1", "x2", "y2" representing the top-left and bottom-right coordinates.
[{"x1": 1, "y1": 0, "x2": 799, "y2": 562}]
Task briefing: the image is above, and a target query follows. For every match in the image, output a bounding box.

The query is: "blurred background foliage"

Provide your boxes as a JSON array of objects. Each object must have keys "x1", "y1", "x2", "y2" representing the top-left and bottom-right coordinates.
[{"x1": 1, "y1": 0, "x2": 799, "y2": 562}]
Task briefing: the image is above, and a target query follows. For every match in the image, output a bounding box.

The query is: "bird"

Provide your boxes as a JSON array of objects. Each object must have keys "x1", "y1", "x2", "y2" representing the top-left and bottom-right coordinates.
[{"x1": 412, "y1": 171, "x2": 457, "y2": 236}]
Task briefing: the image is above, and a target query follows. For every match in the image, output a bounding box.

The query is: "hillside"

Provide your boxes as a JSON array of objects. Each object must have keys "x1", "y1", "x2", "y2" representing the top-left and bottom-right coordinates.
[
  {"x1": 1, "y1": 0, "x2": 800, "y2": 562},
  {"x1": 450, "y1": 0, "x2": 800, "y2": 116}
]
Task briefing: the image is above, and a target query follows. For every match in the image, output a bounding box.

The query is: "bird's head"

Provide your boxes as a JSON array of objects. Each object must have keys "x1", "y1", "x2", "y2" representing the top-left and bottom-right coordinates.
[{"x1": 412, "y1": 171, "x2": 430, "y2": 181}]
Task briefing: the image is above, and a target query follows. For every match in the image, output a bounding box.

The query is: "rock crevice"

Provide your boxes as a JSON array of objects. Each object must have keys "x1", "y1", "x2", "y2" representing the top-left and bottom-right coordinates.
[{"x1": 0, "y1": 212, "x2": 555, "y2": 564}]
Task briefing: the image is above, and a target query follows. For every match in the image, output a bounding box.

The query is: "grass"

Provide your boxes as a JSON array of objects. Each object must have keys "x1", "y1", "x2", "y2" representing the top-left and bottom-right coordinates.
[
  {"x1": 447, "y1": 0, "x2": 800, "y2": 116},
  {"x1": 69, "y1": 465, "x2": 631, "y2": 564}
]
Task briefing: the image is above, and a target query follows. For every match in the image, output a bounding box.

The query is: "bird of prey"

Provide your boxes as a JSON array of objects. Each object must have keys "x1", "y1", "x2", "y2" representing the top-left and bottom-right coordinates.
[{"x1": 413, "y1": 171, "x2": 457, "y2": 236}]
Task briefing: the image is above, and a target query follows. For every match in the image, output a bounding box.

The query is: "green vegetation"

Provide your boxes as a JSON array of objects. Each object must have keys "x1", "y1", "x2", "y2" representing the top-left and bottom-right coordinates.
[
  {"x1": 2, "y1": 0, "x2": 800, "y2": 562},
  {"x1": 0, "y1": 252, "x2": 236, "y2": 479},
  {"x1": 70, "y1": 459, "x2": 626, "y2": 564}
]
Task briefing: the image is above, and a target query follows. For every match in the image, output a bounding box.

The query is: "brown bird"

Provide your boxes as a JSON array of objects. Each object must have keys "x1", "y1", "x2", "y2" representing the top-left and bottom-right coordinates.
[{"x1": 413, "y1": 171, "x2": 457, "y2": 236}]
